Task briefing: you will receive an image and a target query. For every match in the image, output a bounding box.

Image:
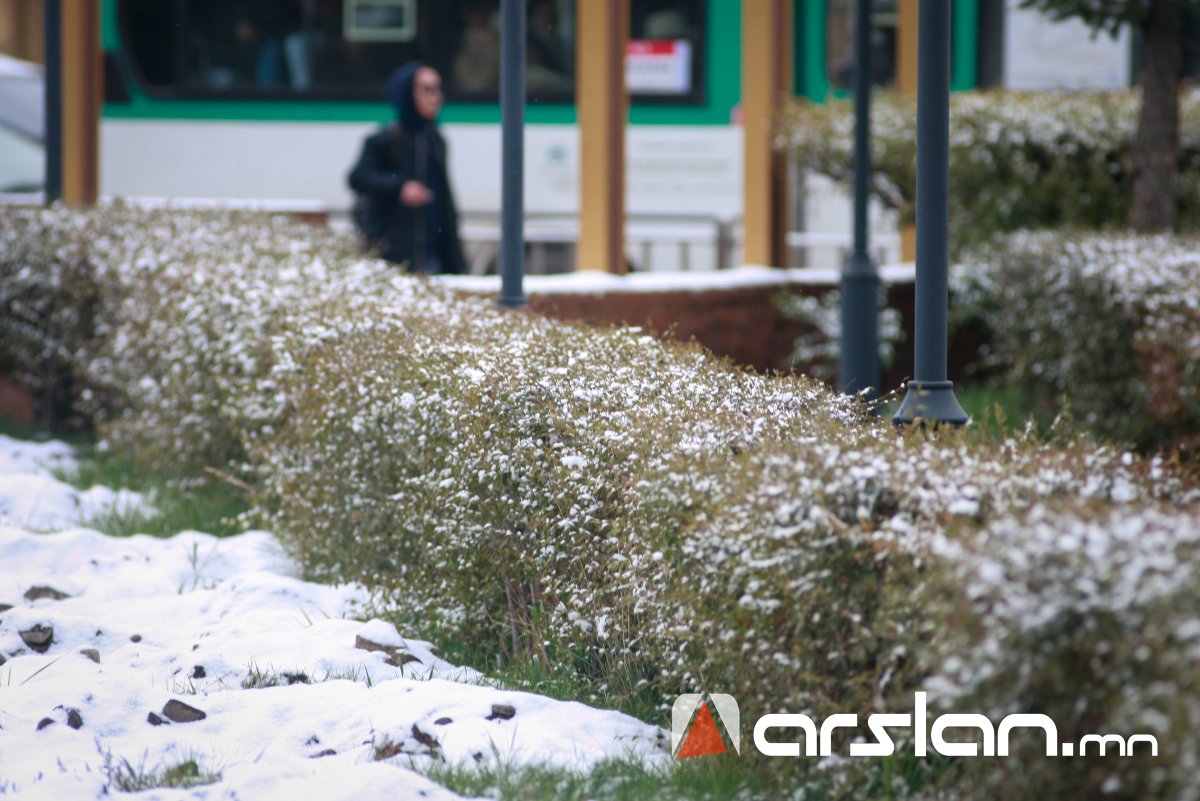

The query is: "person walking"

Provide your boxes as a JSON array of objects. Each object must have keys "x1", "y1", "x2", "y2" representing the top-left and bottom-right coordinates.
[{"x1": 348, "y1": 62, "x2": 466, "y2": 274}]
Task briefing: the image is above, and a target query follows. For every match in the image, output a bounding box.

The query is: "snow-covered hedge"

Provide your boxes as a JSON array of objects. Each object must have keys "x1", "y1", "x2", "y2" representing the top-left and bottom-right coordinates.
[
  {"x1": 0, "y1": 202, "x2": 367, "y2": 469},
  {"x1": 924, "y1": 501, "x2": 1200, "y2": 801},
  {"x1": 780, "y1": 90, "x2": 1200, "y2": 248},
  {"x1": 953, "y1": 231, "x2": 1200, "y2": 450},
  {"x1": 4, "y1": 204, "x2": 1200, "y2": 798}
]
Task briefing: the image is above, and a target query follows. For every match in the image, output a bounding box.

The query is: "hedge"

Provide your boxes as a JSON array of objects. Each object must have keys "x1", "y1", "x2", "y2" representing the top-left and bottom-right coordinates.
[
  {"x1": 3, "y1": 203, "x2": 1199, "y2": 798},
  {"x1": 952, "y1": 231, "x2": 1200, "y2": 452},
  {"x1": 780, "y1": 89, "x2": 1200, "y2": 249}
]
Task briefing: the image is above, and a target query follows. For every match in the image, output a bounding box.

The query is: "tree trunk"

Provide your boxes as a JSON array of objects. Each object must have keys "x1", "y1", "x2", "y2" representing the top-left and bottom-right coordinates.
[{"x1": 1131, "y1": 0, "x2": 1182, "y2": 233}]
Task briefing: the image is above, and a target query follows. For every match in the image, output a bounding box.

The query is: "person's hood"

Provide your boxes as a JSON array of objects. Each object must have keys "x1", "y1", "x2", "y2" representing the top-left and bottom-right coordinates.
[{"x1": 386, "y1": 61, "x2": 432, "y2": 131}]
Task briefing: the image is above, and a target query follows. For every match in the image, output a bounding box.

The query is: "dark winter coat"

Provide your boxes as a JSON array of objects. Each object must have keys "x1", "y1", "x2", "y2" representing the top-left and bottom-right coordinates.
[{"x1": 347, "y1": 63, "x2": 466, "y2": 274}]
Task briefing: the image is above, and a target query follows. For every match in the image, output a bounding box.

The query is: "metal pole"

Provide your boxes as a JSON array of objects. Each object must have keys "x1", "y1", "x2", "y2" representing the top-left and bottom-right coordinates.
[
  {"x1": 839, "y1": 0, "x2": 880, "y2": 397},
  {"x1": 498, "y1": 0, "x2": 527, "y2": 308},
  {"x1": 893, "y1": 0, "x2": 967, "y2": 426},
  {"x1": 44, "y1": 0, "x2": 63, "y2": 203}
]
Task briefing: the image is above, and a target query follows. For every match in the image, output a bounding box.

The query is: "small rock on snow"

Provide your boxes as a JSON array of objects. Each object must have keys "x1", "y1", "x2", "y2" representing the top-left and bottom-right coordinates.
[
  {"x1": 24, "y1": 586, "x2": 71, "y2": 602},
  {"x1": 487, "y1": 704, "x2": 516, "y2": 721},
  {"x1": 19, "y1": 624, "x2": 53, "y2": 653},
  {"x1": 162, "y1": 700, "x2": 207, "y2": 723}
]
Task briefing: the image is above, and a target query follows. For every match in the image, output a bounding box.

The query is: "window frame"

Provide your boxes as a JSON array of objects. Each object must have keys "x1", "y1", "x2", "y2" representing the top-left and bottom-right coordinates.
[{"x1": 115, "y1": 0, "x2": 709, "y2": 107}]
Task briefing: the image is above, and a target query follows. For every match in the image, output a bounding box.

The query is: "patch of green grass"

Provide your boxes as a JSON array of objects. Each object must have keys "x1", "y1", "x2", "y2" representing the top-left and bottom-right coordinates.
[
  {"x1": 241, "y1": 664, "x2": 313, "y2": 689},
  {"x1": 954, "y1": 381, "x2": 1061, "y2": 438},
  {"x1": 237, "y1": 660, "x2": 377, "y2": 691},
  {"x1": 55, "y1": 442, "x2": 250, "y2": 539},
  {"x1": 872, "y1": 381, "x2": 1067, "y2": 443},
  {"x1": 102, "y1": 751, "x2": 220, "y2": 793},
  {"x1": 0, "y1": 416, "x2": 48, "y2": 442},
  {"x1": 434, "y1": 641, "x2": 610, "y2": 703},
  {"x1": 421, "y1": 755, "x2": 789, "y2": 801},
  {"x1": 421, "y1": 746, "x2": 964, "y2": 801},
  {"x1": 76, "y1": 481, "x2": 247, "y2": 539},
  {"x1": 881, "y1": 380, "x2": 1177, "y2": 456},
  {"x1": 420, "y1": 636, "x2": 665, "y2": 726},
  {"x1": 170, "y1": 660, "x2": 378, "y2": 695}
]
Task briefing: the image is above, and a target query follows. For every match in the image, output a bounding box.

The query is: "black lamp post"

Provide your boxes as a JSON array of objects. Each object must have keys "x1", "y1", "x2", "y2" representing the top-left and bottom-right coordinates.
[
  {"x1": 498, "y1": 0, "x2": 527, "y2": 309},
  {"x1": 839, "y1": 0, "x2": 881, "y2": 397},
  {"x1": 44, "y1": 0, "x2": 62, "y2": 203},
  {"x1": 892, "y1": 0, "x2": 968, "y2": 426}
]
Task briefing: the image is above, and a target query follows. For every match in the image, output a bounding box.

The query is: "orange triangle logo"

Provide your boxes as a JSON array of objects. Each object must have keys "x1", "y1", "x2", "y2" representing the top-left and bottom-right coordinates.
[{"x1": 677, "y1": 702, "x2": 728, "y2": 758}]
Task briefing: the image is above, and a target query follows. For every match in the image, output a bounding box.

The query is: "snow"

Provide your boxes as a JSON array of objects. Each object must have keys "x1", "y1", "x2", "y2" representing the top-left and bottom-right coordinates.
[
  {"x1": 0, "y1": 437, "x2": 669, "y2": 799},
  {"x1": 0, "y1": 435, "x2": 75, "y2": 475},
  {"x1": 434, "y1": 263, "x2": 916, "y2": 295},
  {"x1": 0, "y1": 434, "x2": 152, "y2": 533}
]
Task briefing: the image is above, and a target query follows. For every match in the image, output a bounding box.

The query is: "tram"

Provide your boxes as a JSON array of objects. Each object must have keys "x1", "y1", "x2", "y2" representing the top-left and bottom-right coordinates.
[
  {"x1": 99, "y1": 0, "x2": 984, "y2": 217},
  {"x1": 95, "y1": 1, "x2": 1143, "y2": 269}
]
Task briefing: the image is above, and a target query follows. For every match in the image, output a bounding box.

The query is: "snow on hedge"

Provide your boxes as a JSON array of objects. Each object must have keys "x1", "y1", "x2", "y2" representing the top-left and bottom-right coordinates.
[
  {"x1": 3, "y1": 203, "x2": 1200, "y2": 799},
  {"x1": 780, "y1": 89, "x2": 1200, "y2": 244},
  {"x1": 953, "y1": 231, "x2": 1200, "y2": 446}
]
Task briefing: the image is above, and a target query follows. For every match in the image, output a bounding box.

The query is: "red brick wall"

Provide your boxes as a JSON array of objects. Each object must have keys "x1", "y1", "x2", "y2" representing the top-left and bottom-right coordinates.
[
  {"x1": 460, "y1": 278, "x2": 993, "y2": 393},
  {"x1": 461, "y1": 279, "x2": 934, "y2": 390},
  {"x1": 0, "y1": 377, "x2": 35, "y2": 427},
  {"x1": 527, "y1": 285, "x2": 826, "y2": 372}
]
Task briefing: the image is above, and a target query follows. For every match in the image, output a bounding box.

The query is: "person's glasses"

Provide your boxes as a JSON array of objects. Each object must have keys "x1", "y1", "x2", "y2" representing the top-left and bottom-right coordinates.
[{"x1": 416, "y1": 82, "x2": 443, "y2": 95}]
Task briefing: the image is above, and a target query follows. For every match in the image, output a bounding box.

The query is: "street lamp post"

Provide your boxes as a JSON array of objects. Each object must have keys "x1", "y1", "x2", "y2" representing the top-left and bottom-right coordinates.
[
  {"x1": 839, "y1": 0, "x2": 881, "y2": 398},
  {"x1": 892, "y1": 0, "x2": 968, "y2": 426},
  {"x1": 498, "y1": 0, "x2": 527, "y2": 309},
  {"x1": 44, "y1": 0, "x2": 62, "y2": 203}
]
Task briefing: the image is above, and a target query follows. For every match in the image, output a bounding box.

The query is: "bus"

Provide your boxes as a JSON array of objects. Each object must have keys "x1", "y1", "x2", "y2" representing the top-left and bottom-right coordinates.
[{"x1": 96, "y1": 0, "x2": 1001, "y2": 269}]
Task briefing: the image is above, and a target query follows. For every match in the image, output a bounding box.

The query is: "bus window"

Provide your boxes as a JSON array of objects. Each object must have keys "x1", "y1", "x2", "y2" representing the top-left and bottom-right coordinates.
[
  {"x1": 118, "y1": 0, "x2": 577, "y2": 102},
  {"x1": 117, "y1": 0, "x2": 705, "y2": 105},
  {"x1": 629, "y1": 0, "x2": 705, "y2": 103},
  {"x1": 447, "y1": 0, "x2": 575, "y2": 101},
  {"x1": 826, "y1": 0, "x2": 897, "y2": 89},
  {"x1": 120, "y1": 0, "x2": 422, "y2": 95},
  {"x1": 449, "y1": 0, "x2": 707, "y2": 103}
]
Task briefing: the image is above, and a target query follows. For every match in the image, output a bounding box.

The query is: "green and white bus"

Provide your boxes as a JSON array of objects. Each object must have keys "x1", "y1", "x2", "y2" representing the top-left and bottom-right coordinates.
[{"x1": 99, "y1": 0, "x2": 984, "y2": 219}]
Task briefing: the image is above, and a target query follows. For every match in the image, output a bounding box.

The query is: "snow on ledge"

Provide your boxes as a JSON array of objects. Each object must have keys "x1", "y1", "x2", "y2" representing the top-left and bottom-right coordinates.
[{"x1": 435, "y1": 263, "x2": 916, "y2": 295}]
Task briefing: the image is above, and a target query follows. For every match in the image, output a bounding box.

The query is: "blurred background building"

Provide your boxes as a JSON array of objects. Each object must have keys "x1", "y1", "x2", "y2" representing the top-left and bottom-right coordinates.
[{"x1": 0, "y1": 0, "x2": 1188, "y2": 272}]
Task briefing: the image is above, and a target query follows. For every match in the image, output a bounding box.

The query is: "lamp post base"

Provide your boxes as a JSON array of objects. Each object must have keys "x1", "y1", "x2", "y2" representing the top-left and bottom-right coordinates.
[
  {"x1": 496, "y1": 294, "x2": 527, "y2": 310},
  {"x1": 840, "y1": 251, "x2": 881, "y2": 398},
  {"x1": 892, "y1": 380, "x2": 969, "y2": 427}
]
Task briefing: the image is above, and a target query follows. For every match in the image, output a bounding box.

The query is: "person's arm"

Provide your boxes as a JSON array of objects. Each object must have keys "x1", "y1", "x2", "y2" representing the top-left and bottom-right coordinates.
[{"x1": 347, "y1": 132, "x2": 405, "y2": 197}]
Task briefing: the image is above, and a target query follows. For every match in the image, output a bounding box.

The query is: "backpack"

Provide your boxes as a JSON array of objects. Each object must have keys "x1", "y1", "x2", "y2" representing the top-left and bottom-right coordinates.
[{"x1": 352, "y1": 122, "x2": 405, "y2": 249}]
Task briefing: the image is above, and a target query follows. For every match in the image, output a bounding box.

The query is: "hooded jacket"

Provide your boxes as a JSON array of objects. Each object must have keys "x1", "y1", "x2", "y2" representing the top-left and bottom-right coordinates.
[{"x1": 348, "y1": 61, "x2": 466, "y2": 274}]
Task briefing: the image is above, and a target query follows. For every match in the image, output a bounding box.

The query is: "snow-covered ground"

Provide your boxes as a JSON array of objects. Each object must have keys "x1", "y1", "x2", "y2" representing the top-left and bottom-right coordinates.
[
  {"x1": 0, "y1": 435, "x2": 669, "y2": 799},
  {"x1": 0, "y1": 436, "x2": 148, "y2": 533}
]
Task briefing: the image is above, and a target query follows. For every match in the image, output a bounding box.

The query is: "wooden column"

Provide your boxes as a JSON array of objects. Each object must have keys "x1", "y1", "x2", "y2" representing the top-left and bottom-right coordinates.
[
  {"x1": 741, "y1": 0, "x2": 792, "y2": 267},
  {"x1": 59, "y1": 0, "x2": 101, "y2": 206},
  {"x1": 0, "y1": 0, "x2": 45, "y2": 62},
  {"x1": 898, "y1": 0, "x2": 918, "y2": 260},
  {"x1": 576, "y1": 1, "x2": 629, "y2": 273}
]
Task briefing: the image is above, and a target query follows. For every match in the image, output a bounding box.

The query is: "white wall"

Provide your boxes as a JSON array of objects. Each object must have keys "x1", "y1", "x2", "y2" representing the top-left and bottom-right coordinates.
[
  {"x1": 99, "y1": 119, "x2": 744, "y2": 271},
  {"x1": 100, "y1": 120, "x2": 741, "y2": 214},
  {"x1": 1003, "y1": 3, "x2": 1130, "y2": 90}
]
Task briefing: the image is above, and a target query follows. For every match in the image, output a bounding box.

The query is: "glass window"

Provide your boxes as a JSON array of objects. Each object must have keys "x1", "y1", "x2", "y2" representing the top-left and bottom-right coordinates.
[
  {"x1": 629, "y1": 0, "x2": 705, "y2": 102},
  {"x1": 826, "y1": 0, "x2": 897, "y2": 89},
  {"x1": 119, "y1": 0, "x2": 572, "y2": 102},
  {"x1": 122, "y1": 0, "x2": 426, "y2": 97},
  {"x1": 447, "y1": 0, "x2": 575, "y2": 102},
  {"x1": 118, "y1": 0, "x2": 704, "y2": 104}
]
